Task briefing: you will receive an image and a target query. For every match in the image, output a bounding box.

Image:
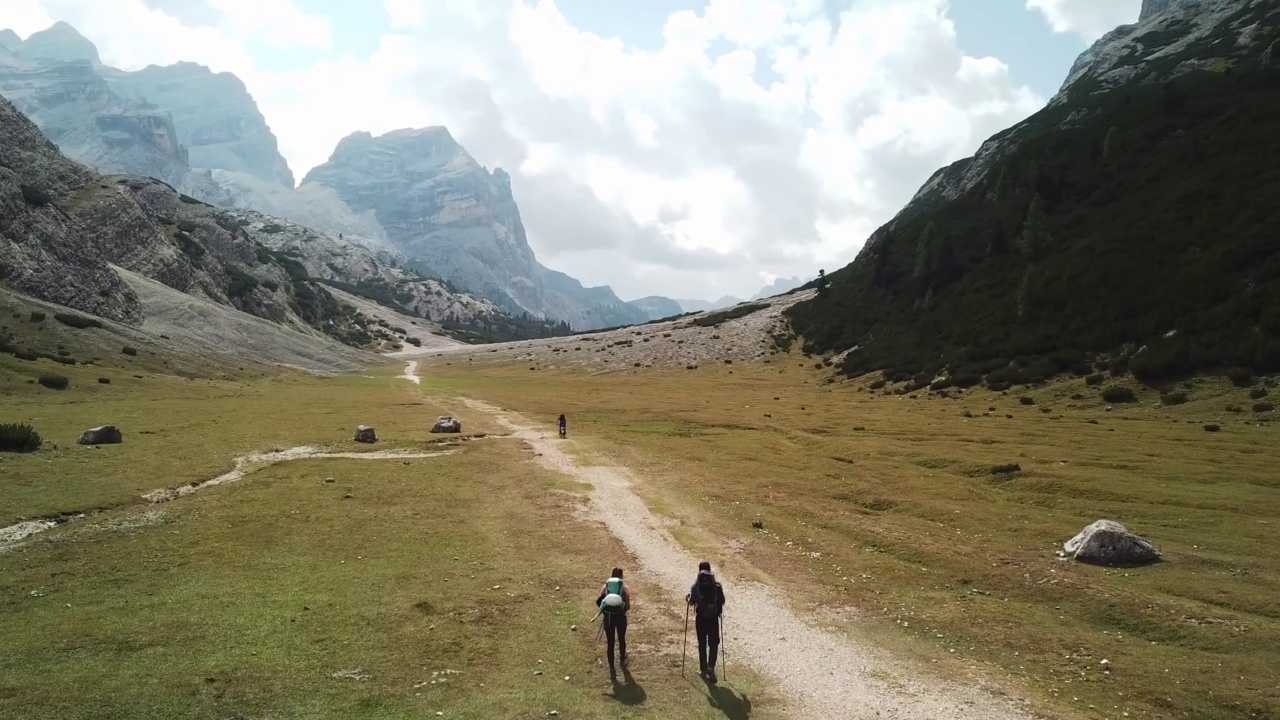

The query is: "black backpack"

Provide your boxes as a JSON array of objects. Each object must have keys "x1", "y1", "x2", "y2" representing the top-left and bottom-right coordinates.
[{"x1": 693, "y1": 578, "x2": 722, "y2": 618}]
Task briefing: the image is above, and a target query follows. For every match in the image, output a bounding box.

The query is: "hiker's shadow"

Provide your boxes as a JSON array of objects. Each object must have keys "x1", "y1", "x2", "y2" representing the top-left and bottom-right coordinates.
[
  {"x1": 705, "y1": 682, "x2": 751, "y2": 720},
  {"x1": 605, "y1": 669, "x2": 646, "y2": 706}
]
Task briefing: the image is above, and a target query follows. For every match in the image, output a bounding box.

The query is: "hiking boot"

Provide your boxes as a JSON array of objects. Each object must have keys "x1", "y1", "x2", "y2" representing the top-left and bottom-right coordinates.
[
  {"x1": 609, "y1": 666, "x2": 617, "y2": 681},
  {"x1": 620, "y1": 655, "x2": 628, "y2": 670},
  {"x1": 706, "y1": 666, "x2": 718, "y2": 684}
]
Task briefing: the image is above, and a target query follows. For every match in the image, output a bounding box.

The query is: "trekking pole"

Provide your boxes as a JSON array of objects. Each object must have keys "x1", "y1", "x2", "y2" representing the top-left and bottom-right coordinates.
[
  {"x1": 720, "y1": 614, "x2": 727, "y2": 682},
  {"x1": 681, "y1": 603, "x2": 690, "y2": 677}
]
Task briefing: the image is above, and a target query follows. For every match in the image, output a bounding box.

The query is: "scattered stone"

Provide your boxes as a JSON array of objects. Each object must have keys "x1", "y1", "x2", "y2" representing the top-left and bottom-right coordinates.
[
  {"x1": 77, "y1": 425, "x2": 122, "y2": 445},
  {"x1": 1062, "y1": 519, "x2": 1161, "y2": 567},
  {"x1": 431, "y1": 416, "x2": 462, "y2": 433},
  {"x1": 354, "y1": 425, "x2": 377, "y2": 443}
]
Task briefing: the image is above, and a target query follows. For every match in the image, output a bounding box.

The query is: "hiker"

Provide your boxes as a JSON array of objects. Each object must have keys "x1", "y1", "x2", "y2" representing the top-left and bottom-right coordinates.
[
  {"x1": 596, "y1": 567, "x2": 630, "y2": 679},
  {"x1": 686, "y1": 560, "x2": 725, "y2": 683},
  {"x1": 558, "y1": 413, "x2": 567, "y2": 438}
]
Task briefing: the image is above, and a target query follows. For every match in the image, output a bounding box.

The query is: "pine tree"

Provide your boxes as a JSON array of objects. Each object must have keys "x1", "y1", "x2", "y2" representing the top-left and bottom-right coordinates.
[
  {"x1": 913, "y1": 222, "x2": 937, "y2": 280},
  {"x1": 1021, "y1": 195, "x2": 1049, "y2": 260},
  {"x1": 1103, "y1": 125, "x2": 1120, "y2": 159}
]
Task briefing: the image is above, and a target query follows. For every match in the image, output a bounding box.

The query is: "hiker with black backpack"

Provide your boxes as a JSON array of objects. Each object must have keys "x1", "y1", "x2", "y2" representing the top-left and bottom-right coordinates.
[
  {"x1": 686, "y1": 560, "x2": 726, "y2": 684},
  {"x1": 596, "y1": 567, "x2": 631, "y2": 680}
]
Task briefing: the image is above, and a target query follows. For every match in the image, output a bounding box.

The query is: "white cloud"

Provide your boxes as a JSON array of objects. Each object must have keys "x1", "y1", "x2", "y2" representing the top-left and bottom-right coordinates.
[
  {"x1": 1026, "y1": 0, "x2": 1142, "y2": 43},
  {"x1": 16, "y1": 0, "x2": 1048, "y2": 301}
]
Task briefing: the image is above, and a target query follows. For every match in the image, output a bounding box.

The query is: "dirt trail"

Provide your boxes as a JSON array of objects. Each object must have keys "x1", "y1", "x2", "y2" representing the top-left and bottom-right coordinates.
[
  {"x1": 405, "y1": 361, "x2": 1036, "y2": 719},
  {"x1": 1, "y1": 445, "x2": 455, "y2": 551}
]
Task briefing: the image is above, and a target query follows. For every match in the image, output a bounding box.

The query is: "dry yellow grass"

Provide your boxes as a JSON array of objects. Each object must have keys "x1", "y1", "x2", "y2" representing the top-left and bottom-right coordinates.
[{"x1": 417, "y1": 353, "x2": 1280, "y2": 720}]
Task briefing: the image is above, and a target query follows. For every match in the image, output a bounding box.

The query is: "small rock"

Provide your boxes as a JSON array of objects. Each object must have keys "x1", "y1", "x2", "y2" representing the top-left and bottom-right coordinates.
[
  {"x1": 77, "y1": 425, "x2": 122, "y2": 445},
  {"x1": 354, "y1": 425, "x2": 377, "y2": 443},
  {"x1": 343, "y1": 493, "x2": 354, "y2": 499},
  {"x1": 570, "y1": 624, "x2": 578, "y2": 631},
  {"x1": 324, "y1": 477, "x2": 335, "y2": 483},
  {"x1": 431, "y1": 416, "x2": 462, "y2": 433}
]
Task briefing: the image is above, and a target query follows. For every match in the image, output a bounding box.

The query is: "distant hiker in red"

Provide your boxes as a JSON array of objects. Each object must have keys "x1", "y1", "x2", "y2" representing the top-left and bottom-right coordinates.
[
  {"x1": 686, "y1": 560, "x2": 726, "y2": 684},
  {"x1": 596, "y1": 567, "x2": 631, "y2": 680},
  {"x1": 558, "y1": 414, "x2": 567, "y2": 438}
]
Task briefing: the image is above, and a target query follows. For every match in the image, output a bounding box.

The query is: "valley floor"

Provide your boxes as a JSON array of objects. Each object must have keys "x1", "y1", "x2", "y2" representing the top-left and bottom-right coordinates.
[{"x1": 2, "y1": 346, "x2": 1277, "y2": 720}]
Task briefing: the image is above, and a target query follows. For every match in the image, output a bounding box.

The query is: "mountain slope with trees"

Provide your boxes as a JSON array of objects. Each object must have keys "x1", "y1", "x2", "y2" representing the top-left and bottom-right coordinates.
[{"x1": 786, "y1": 0, "x2": 1280, "y2": 389}]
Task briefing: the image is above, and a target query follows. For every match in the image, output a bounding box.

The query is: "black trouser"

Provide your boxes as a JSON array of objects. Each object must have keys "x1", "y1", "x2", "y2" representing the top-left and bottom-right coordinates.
[
  {"x1": 604, "y1": 612, "x2": 627, "y2": 671},
  {"x1": 695, "y1": 614, "x2": 720, "y2": 671}
]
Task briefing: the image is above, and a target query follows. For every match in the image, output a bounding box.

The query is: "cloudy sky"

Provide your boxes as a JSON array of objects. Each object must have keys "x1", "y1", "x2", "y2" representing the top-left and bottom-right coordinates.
[{"x1": 6, "y1": 0, "x2": 1141, "y2": 302}]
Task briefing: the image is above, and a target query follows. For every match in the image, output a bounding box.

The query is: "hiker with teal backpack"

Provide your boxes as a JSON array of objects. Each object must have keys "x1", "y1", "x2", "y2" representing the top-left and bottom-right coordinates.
[
  {"x1": 595, "y1": 567, "x2": 631, "y2": 679},
  {"x1": 686, "y1": 561, "x2": 726, "y2": 684}
]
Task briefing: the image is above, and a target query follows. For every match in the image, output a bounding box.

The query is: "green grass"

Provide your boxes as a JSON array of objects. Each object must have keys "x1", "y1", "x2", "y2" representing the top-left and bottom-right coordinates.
[
  {"x1": 0, "y1": 357, "x2": 774, "y2": 719},
  {"x1": 418, "y1": 355, "x2": 1280, "y2": 720}
]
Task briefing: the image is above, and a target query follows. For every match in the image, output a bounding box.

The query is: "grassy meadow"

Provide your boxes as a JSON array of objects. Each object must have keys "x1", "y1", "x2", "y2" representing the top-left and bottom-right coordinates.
[
  {"x1": 417, "y1": 352, "x2": 1280, "y2": 720},
  {"x1": 0, "y1": 355, "x2": 774, "y2": 720}
]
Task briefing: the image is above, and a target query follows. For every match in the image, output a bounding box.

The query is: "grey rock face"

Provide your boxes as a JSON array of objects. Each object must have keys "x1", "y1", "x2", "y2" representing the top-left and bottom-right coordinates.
[
  {"x1": 105, "y1": 62, "x2": 294, "y2": 187},
  {"x1": 0, "y1": 53, "x2": 194, "y2": 192},
  {"x1": 302, "y1": 127, "x2": 648, "y2": 330},
  {"x1": 354, "y1": 425, "x2": 377, "y2": 443},
  {"x1": 1140, "y1": 0, "x2": 1182, "y2": 21},
  {"x1": 15, "y1": 22, "x2": 100, "y2": 65},
  {"x1": 0, "y1": 94, "x2": 142, "y2": 322},
  {"x1": 1063, "y1": 520, "x2": 1162, "y2": 566},
  {"x1": 78, "y1": 425, "x2": 123, "y2": 445},
  {"x1": 0, "y1": 24, "x2": 293, "y2": 196},
  {"x1": 627, "y1": 295, "x2": 685, "y2": 321}
]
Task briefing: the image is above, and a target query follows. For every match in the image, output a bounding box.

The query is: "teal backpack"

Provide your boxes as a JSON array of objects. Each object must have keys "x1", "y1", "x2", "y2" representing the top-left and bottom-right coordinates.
[{"x1": 600, "y1": 577, "x2": 625, "y2": 613}]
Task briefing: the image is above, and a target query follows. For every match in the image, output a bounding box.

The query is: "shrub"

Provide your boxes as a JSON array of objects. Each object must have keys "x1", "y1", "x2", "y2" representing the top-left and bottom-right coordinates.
[
  {"x1": 751, "y1": 519, "x2": 765, "y2": 529},
  {"x1": 693, "y1": 303, "x2": 769, "y2": 327},
  {"x1": 991, "y1": 463, "x2": 1022, "y2": 474},
  {"x1": 1249, "y1": 387, "x2": 1268, "y2": 400},
  {"x1": 1226, "y1": 367, "x2": 1254, "y2": 387},
  {"x1": 1254, "y1": 401, "x2": 1275, "y2": 413},
  {"x1": 261, "y1": 223, "x2": 285, "y2": 234},
  {"x1": 20, "y1": 184, "x2": 52, "y2": 207},
  {"x1": 1160, "y1": 391, "x2": 1188, "y2": 406},
  {"x1": 1225, "y1": 404, "x2": 1244, "y2": 413},
  {"x1": 37, "y1": 373, "x2": 69, "y2": 390},
  {"x1": 406, "y1": 337, "x2": 422, "y2": 347},
  {"x1": 1204, "y1": 424, "x2": 1221, "y2": 432},
  {"x1": 48, "y1": 355, "x2": 76, "y2": 365},
  {"x1": 177, "y1": 219, "x2": 199, "y2": 232},
  {"x1": 1101, "y1": 386, "x2": 1137, "y2": 403},
  {"x1": 53, "y1": 312, "x2": 103, "y2": 329},
  {"x1": 869, "y1": 378, "x2": 887, "y2": 390},
  {"x1": 0, "y1": 422, "x2": 42, "y2": 453},
  {"x1": 261, "y1": 279, "x2": 280, "y2": 292},
  {"x1": 98, "y1": 377, "x2": 110, "y2": 384},
  {"x1": 225, "y1": 265, "x2": 259, "y2": 298},
  {"x1": 1019, "y1": 396, "x2": 1036, "y2": 405},
  {"x1": 122, "y1": 346, "x2": 138, "y2": 356},
  {"x1": 1085, "y1": 373, "x2": 1105, "y2": 386},
  {"x1": 13, "y1": 348, "x2": 38, "y2": 361},
  {"x1": 28, "y1": 311, "x2": 45, "y2": 323},
  {"x1": 175, "y1": 231, "x2": 205, "y2": 259}
]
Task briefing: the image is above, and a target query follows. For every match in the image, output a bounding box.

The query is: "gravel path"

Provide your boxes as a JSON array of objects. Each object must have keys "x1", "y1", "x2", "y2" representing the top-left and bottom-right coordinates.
[{"x1": 402, "y1": 361, "x2": 1038, "y2": 719}]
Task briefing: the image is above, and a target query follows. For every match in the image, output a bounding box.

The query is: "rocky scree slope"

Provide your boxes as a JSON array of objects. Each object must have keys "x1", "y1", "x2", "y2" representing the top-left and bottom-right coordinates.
[
  {"x1": 0, "y1": 93, "x2": 391, "y2": 350},
  {"x1": 786, "y1": 0, "x2": 1280, "y2": 390},
  {"x1": 301, "y1": 127, "x2": 649, "y2": 331},
  {"x1": 419, "y1": 293, "x2": 808, "y2": 373}
]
